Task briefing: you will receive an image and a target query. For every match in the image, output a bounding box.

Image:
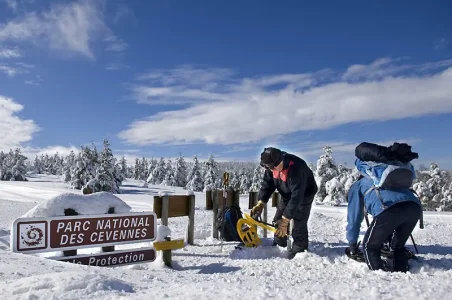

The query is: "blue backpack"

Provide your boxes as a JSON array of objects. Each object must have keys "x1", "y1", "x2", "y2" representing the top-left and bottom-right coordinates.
[
  {"x1": 355, "y1": 158, "x2": 416, "y2": 208},
  {"x1": 217, "y1": 204, "x2": 243, "y2": 242}
]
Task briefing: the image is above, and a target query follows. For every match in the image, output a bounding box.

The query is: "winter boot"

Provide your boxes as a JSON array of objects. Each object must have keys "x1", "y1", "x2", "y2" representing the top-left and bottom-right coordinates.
[
  {"x1": 393, "y1": 248, "x2": 410, "y2": 273},
  {"x1": 287, "y1": 243, "x2": 307, "y2": 260}
]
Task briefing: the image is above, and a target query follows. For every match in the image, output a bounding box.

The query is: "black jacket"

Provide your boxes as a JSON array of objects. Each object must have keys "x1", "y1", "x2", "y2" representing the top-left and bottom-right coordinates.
[{"x1": 258, "y1": 153, "x2": 318, "y2": 219}]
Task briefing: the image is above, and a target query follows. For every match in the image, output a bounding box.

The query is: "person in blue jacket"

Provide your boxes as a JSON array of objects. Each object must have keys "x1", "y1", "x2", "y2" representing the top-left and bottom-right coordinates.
[{"x1": 346, "y1": 173, "x2": 422, "y2": 272}]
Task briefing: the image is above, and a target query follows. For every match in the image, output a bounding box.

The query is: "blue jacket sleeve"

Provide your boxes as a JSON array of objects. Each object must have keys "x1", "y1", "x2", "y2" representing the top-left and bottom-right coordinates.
[{"x1": 346, "y1": 181, "x2": 364, "y2": 244}]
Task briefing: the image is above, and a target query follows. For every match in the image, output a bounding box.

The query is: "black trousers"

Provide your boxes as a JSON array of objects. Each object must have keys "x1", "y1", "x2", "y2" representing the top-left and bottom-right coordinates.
[
  {"x1": 273, "y1": 200, "x2": 312, "y2": 250},
  {"x1": 363, "y1": 201, "x2": 421, "y2": 272}
]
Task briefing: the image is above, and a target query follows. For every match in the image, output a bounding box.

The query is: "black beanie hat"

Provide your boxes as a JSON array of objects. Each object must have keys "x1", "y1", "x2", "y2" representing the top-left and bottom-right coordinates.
[{"x1": 260, "y1": 147, "x2": 283, "y2": 168}]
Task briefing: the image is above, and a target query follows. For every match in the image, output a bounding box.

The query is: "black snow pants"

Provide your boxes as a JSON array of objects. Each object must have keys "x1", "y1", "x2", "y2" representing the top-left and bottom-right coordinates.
[
  {"x1": 363, "y1": 201, "x2": 421, "y2": 272},
  {"x1": 273, "y1": 200, "x2": 312, "y2": 251}
]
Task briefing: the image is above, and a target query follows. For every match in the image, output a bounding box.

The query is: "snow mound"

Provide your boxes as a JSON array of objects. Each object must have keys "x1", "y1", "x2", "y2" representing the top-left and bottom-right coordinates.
[
  {"x1": 23, "y1": 192, "x2": 132, "y2": 218},
  {"x1": 2, "y1": 271, "x2": 134, "y2": 299},
  {"x1": 156, "y1": 225, "x2": 171, "y2": 242}
]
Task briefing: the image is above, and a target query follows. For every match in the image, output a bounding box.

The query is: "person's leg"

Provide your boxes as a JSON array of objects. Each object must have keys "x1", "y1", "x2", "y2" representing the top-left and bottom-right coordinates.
[
  {"x1": 272, "y1": 201, "x2": 288, "y2": 247},
  {"x1": 290, "y1": 204, "x2": 312, "y2": 252},
  {"x1": 391, "y1": 202, "x2": 421, "y2": 272},
  {"x1": 363, "y1": 210, "x2": 400, "y2": 271}
]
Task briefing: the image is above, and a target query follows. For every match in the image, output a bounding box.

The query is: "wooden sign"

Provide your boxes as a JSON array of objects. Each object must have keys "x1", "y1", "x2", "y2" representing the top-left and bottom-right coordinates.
[
  {"x1": 11, "y1": 212, "x2": 156, "y2": 254},
  {"x1": 51, "y1": 247, "x2": 156, "y2": 267}
]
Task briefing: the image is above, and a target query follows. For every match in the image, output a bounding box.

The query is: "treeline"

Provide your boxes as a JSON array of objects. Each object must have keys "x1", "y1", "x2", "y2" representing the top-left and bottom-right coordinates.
[{"x1": 2, "y1": 143, "x2": 451, "y2": 211}]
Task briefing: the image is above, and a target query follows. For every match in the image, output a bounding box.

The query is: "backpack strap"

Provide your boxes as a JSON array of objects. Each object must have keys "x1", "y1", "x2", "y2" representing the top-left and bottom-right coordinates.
[
  {"x1": 364, "y1": 186, "x2": 388, "y2": 210},
  {"x1": 409, "y1": 188, "x2": 424, "y2": 229}
]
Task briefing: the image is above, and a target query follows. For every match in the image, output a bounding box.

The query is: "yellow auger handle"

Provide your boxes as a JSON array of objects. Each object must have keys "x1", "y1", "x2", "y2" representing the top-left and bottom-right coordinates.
[{"x1": 243, "y1": 213, "x2": 277, "y2": 233}]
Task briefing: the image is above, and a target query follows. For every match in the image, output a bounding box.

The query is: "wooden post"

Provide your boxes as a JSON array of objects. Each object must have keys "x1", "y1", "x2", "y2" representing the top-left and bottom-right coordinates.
[
  {"x1": 63, "y1": 208, "x2": 78, "y2": 257},
  {"x1": 233, "y1": 189, "x2": 240, "y2": 206},
  {"x1": 206, "y1": 190, "x2": 213, "y2": 210},
  {"x1": 102, "y1": 207, "x2": 115, "y2": 253},
  {"x1": 212, "y1": 190, "x2": 219, "y2": 239},
  {"x1": 187, "y1": 194, "x2": 195, "y2": 245},
  {"x1": 161, "y1": 196, "x2": 171, "y2": 267},
  {"x1": 248, "y1": 192, "x2": 258, "y2": 209}
]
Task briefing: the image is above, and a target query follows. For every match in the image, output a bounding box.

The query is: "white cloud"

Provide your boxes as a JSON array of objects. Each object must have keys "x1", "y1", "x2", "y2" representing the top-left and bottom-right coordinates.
[
  {"x1": 2, "y1": 0, "x2": 18, "y2": 11},
  {"x1": 1, "y1": 0, "x2": 34, "y2": 13},
  {"x1": 0, "y1": 95, "x2": 40, "y2": 150},
  {"x1": 0, "y1": 60, "x2": 33, "y2": 76},
  {"x1": 0, "y1": 46, "x2": 21, "y2": 58},
  {"x1": 105, "y1": 61, "x2": 129, "y2": 71},
  {"x1": 104, "y1": 33, "x2": 127, "y2": 52},
  {"x1": 0, "y1": 0, "x2": 125, "y2": 59},
  {"x1": 434, "y1": 38, "x2": 448, "y2": 50},
  {"x1": 24, "y1": 80, "x2": 39, "y2": 85},
  {"x1": 118, "y1": 58, "x2": 452, "y2": 146}
]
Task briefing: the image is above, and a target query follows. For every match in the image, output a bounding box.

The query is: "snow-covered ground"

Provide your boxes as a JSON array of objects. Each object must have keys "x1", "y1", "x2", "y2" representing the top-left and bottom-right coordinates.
[{"x1": 1, "y1": 174, "x2": 452, "y2": 300}]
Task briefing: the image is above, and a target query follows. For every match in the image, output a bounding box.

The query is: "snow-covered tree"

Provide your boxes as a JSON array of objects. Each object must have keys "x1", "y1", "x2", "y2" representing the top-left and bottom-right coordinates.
[
  {"x1": 11, "y1": 148, "x2": 28, "y2": 181},
  {"x1": 239, "y1": 170, "x2": 252, "y2": 194},
  {"x1": 314, "y1": 146, "x2": 339, "y2": 203},
  {"x1": 250, "y1": 165, "x2": 264, "y2": 192},
  {"x1": 229, "y1": 171, "x2": 241, "y2": 191},
  {"x1": 0, "y1": 149, "x2": 27, "y2": 181},
  {"x1": 173, "y1": 153, "x2": 188, "y2": 187},
  {"x1": 33, "y1": 155, "x2": 43, "y2": 174},
  {"x1": 161, "y1": 159, "x2": 175, "y2": 186},
  {"x1": 133, "y1": 158, "x2": 141, "y2": 180},
  {"x1": 185, "y1": 156, "x2": 203, "y2": 191},
  {"x1": 87, "y1": 139, "x2": 121, "y2": 193},
  {"x1": 69, "y1": 146, "x2": 96, "y2": 189},
  {"x1": 148, "y1": 157, "x2": 166, "y2": 185},
  {"x1": 118, "y1": 156, "x2": 128, "y2": 179},
  {"x1": 203, "y1": 155, "x2": 218, "y2": 191},
  {"x1": 324, "y1": 177, "x2": 346, "y2": 206},
  {"x1": 62, "y1": 151, "x2": 76, "y2": 183}
]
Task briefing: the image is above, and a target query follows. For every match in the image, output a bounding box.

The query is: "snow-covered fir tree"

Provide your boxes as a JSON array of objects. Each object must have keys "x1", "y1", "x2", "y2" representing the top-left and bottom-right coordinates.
[
  {"x1": 86, "y1": 139, "x2": 121, "y2": 193},
  {"x1": 140, "y1": 157, "x2": 149, "y2": 181},
  {"x1": 173, "y1": 153, "x2": 188, "y2": 188},
  {"x1": 203, "y1": 155, "x2": 218, "y2": 191},
  {"x1": 10, "y1": 148, "x2": 28, "y2": 181},
  {"x1": 344, "y1": 168, "x2": 361, "y2": 195},
  {"x1": 33, "y1": 155, "x2": 43, "y2": 174},
  {"x1": 314, "y1": 146, "x2": 339, "y2": 204},
  {"x1": 147, "y1": 157, "x2": 167, "y2": 185},
  {"x1": 133, "y1": 158, "x2": 141, "y2": 180},
  {"x1": 0, "y1": 149, "x2": 27, "y2": 181},
  {"x1": 250, "y1": 165, "x2": 264, "y2": 192},
  {"x1": 439, "y1": 182, "x2": 452, "y2": 211},
  {"x1": 324, "y1": 177, "x2": 346, "y2": 206},
  {"x1": 62, "y1": 150, "x2": 76, "y2": 183},
  {"x1": 239, "y1": 170, "x2": 252, "y2": 194},
  {"x1": 118, "y1": 156, "x2": 128, "y2": 179},
  {"x1": 229, "y1": 171, "x2": 241, "y2": 190},
  {"x1": 185, "y1": 156, "x2": 203, "y2": 191},
  {"x1": 69, "y1": 146, "x2": 97, "y2": 189},
  {"x1": 161, "y1": 159, "x2": 175, "y2": 186}
]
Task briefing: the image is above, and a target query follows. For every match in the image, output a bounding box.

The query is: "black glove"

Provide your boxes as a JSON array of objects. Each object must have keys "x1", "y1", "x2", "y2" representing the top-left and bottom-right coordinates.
[
  {"x1": 345, "y1": 241, "x2": 365, "y2": 262},
  {"x1": 349, "y1": 242, "x2": 361, "y2": 255}
]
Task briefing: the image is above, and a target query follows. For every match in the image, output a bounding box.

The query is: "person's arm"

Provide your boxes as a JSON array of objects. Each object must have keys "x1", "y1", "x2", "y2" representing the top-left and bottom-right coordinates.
[
  {"x1": 346, "y1": 181, "x2": 364, "y2": 244},
  {"x1": 257, "y1": 169, "x2": 276, "y2": 203},
  {"x1": 283, "y1": 166, "x2": 309, "y2": 219}
]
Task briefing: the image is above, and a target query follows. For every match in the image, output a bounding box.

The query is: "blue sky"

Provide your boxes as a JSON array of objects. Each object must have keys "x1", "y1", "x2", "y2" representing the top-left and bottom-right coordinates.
[{"x1": 0, "y1": 0, "x2": 451, "y2": 168}]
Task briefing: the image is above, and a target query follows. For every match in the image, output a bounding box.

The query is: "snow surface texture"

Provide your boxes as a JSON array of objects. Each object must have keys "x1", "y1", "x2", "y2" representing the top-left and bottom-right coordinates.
[
  {"x1": 1, "y1": 175, "x2": 452, "y2": 300},
  {"x1": 23, "y1": 192, "x2": 132, "y2": 218}
]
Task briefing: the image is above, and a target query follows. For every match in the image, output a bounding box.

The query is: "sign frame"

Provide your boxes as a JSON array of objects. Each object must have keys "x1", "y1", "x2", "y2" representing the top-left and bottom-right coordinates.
[
  {"x1": 11, "y1": 211, "x2": 157, "y2": 254},
  {"x1": 49, "y1": 247, "x2": 157, "y2": 267}
]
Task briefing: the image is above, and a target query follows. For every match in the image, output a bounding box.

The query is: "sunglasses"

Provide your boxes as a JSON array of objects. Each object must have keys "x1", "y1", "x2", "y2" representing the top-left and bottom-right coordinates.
[{"x1": 260, "y1": 162, "x2": 275, "y2": 170}]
